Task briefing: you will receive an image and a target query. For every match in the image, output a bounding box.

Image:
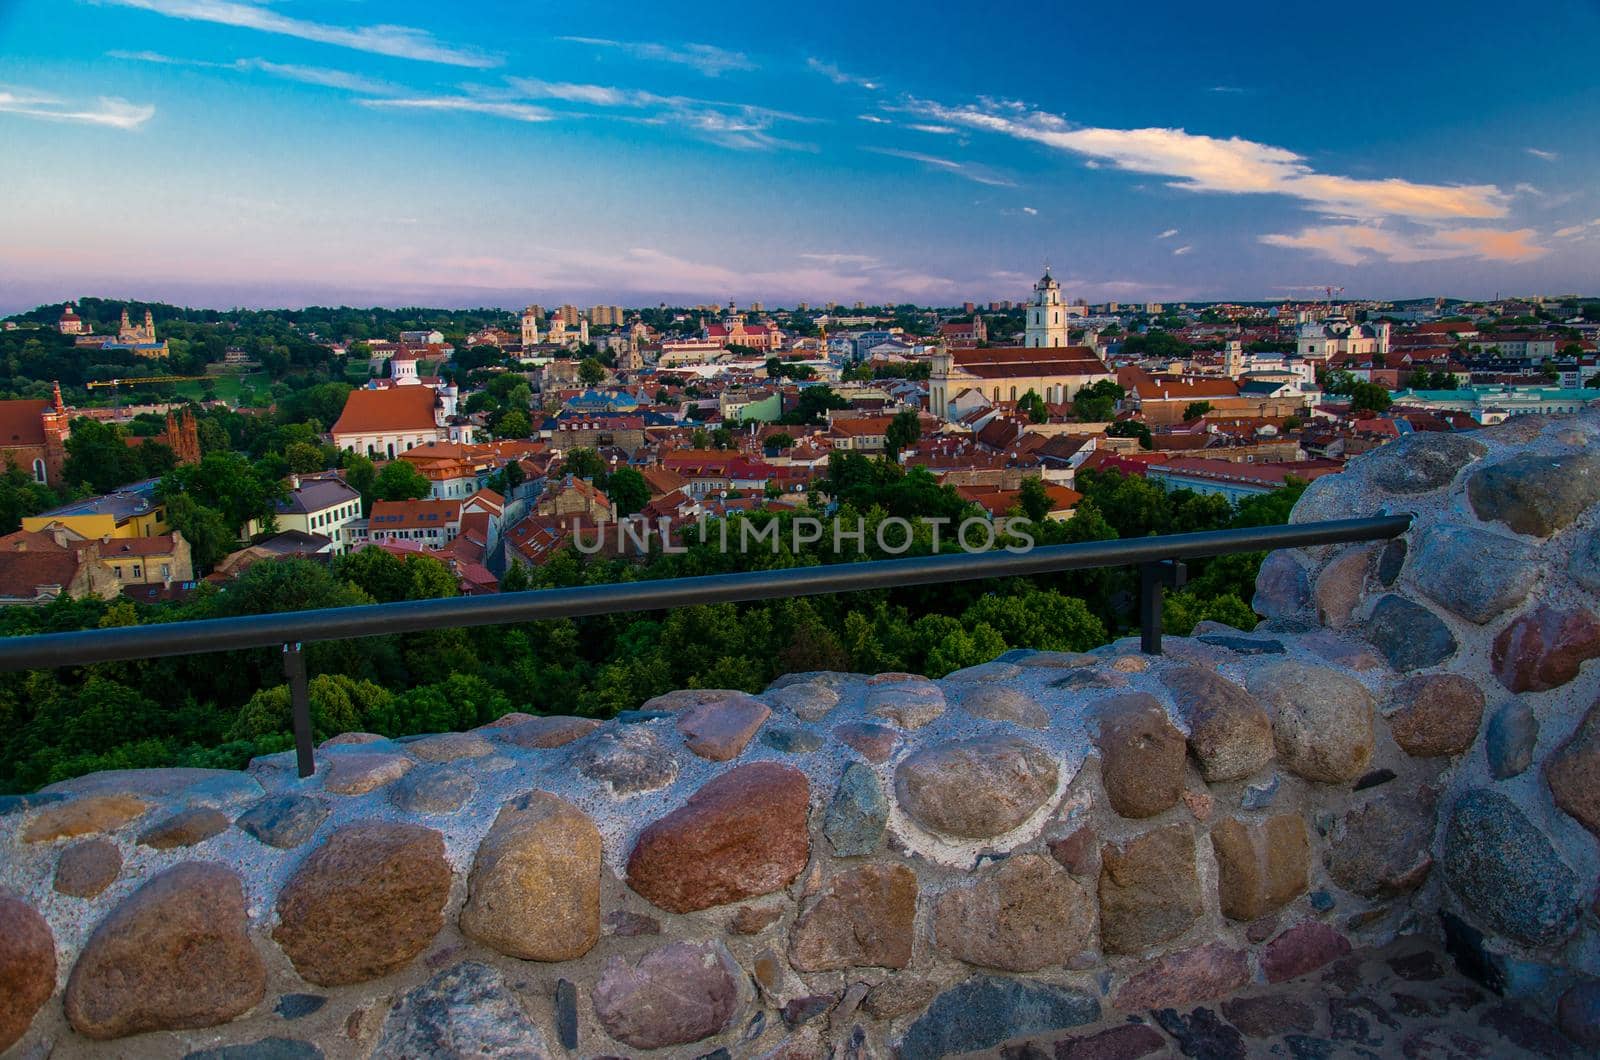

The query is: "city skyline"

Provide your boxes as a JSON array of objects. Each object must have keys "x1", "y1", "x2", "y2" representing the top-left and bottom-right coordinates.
[{"x1": 2, "y1": 0, "x2": 1597, "y2": 312}]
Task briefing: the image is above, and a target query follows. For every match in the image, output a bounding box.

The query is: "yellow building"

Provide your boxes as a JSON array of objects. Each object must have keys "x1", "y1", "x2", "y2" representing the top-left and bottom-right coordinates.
[
  {"x1": 21, "y1": 482, "x2": 170, "y2": 540},
  {"x1": 98, "y1": 533, "x2": 194, "y2": 587}
]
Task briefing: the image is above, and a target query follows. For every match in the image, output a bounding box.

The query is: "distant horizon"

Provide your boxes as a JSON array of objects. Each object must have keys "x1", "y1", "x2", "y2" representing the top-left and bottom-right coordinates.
[
  {"x1": 3, "y1": 1, "x2": 1596, "y2": 310},
  {"x1": 6, "y1": 283, "x2": 1596, "y2": 321}
]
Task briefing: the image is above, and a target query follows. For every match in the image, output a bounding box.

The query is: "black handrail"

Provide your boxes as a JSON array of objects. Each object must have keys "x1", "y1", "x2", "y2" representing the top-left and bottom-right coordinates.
[{"x1": 0, "y1": 515, "x2": 1410, "y2": 778}]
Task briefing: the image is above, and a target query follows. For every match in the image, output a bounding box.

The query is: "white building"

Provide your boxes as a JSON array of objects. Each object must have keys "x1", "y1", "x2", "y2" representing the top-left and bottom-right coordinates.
[
  {"x1": 1296, "y1": 317, "x2": 1390, "y2": 361},
  {"x1": 1025, "y1": 270, "x2": 1071, "y2": 348},
  {"x1": 264, "y1": 474, "x2": 364, "y2": 554}
]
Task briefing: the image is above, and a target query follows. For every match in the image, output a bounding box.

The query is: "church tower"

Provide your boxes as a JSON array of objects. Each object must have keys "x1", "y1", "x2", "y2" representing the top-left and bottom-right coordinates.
[
  {"x1": 520, "y1": 307, "x2": 541, "y2": 347},
  {"x1": 1025, "y1": 268, "x2": 1069, "y2": 348}
]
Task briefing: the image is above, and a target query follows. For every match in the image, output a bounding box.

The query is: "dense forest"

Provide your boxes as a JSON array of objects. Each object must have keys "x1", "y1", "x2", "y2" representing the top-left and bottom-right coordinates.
[{"x1": 0, "y1": 455, "x2": 1299, "y2": 793}]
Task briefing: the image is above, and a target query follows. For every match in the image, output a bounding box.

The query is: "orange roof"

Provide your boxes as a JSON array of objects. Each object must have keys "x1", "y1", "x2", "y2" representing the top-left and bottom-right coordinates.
[
  {"x1": 331, "y1": 387, "x2": 439, "y2": 436},
  {"x1": 956, "y1": 483, "x2": 1083, "y2": 517},
  {"x1": 829, "y1": 416, "x2": 896, "y2": 437},
  {"x1": 369, "y1": 499, "x2": 461, "y2": 530}
]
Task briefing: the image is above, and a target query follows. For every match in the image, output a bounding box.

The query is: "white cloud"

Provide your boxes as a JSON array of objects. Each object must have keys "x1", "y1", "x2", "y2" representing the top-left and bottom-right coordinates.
[
  {"x1": 806, "y1": 58, "x2": 880, "y2": 91},
  {"x1": 560, "y1": 36, "x2": 753, "y2": 77},
  {"x1": 1261, "y1": 224, "x2": 1547, "y2": 266},
  {"x1": 111, "y1": 50, "x2": 398, "y2": 95},
  {"x1": 248, "y1": 60, "x2": 396, "y2": 95},
  {"x1": 857, "y1": 114, "x2": 891, "y2": 124},
  {"x1": 900, "y1": 95, "x2": 1509, "y2": 222},
  {"x1": 1209, "y1": 85, "x2": 1246, "y2": 94},
  {"x1": 1172, "y1": 245, "x2": 1192, "y2": 255},
  {"x1": 1157, "y1": 228, "x2": 1179, "y2": 239},
  {"x1": 1526, "y1": 147, "x2": 1559, "y2": 162},
  {"x1": 1022, "y1": 206, "x2": 1038, "y2": 215},
  {"x1": 864, "y1": 147, "x2": 1018, "y2": 187},
  {"x1": 907, "y1": 124, "x2": 956, "y2": 135},
  {"x1": 498, "y1": 77, "x2": 815, "y2": 151},
  {"x1": 95, "y1": 0, "x2": 496, "y2": 67},
  {"x1": 0, "y1": 89, "x2": 154, "y2": 129},
  {"x1": 798, "y1": 252, "x2": 880, "y2": 266},
  {"x1": 360, "y1": 97, "x2": 553, "y2": 123}
]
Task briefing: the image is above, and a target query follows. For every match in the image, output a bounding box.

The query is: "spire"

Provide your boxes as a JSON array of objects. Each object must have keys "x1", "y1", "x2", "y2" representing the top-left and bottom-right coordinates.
[{"x1": 51, "y1": 380, "x2": 65, "y2": 414}]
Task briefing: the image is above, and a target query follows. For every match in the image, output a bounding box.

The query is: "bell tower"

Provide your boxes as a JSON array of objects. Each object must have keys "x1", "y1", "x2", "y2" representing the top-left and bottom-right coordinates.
[{"x1": 1025, "y1": 266, "x2": 1069, "y2": 348}]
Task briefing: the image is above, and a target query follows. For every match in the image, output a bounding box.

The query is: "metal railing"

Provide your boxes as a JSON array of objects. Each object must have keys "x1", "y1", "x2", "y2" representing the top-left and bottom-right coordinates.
[{"x1": 0, "y1": 515, "x2": 1410, "y2": 779}]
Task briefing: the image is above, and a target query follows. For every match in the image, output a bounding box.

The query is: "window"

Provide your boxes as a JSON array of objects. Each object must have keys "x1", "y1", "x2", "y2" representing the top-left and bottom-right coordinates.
[
  {"x1": 160, "y1": 564, "x2": 170, "y2": 579},
  {"x1": 31, "y1": 458, "x2": 46, "y2": 484},
  {"x1": 131, "y1": 565, "x2": 141, "y2": 579}
]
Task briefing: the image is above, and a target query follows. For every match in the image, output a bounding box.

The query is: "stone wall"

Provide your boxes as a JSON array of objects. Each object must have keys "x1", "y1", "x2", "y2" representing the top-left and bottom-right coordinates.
[{"x1": 3, "y1": 412, "x2": 1599, "y2": 1058}]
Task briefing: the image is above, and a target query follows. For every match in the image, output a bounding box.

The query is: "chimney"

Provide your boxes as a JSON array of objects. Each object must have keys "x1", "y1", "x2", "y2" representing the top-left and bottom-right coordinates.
[{"x1": 290, "y1": 474, "x2": 301, "y2": 491}]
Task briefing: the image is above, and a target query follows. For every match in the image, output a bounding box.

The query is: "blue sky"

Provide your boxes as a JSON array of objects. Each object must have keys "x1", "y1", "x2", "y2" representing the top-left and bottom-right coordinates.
[{"x1": 2, "y1": 0, "x2": 1597, "y2": 311}]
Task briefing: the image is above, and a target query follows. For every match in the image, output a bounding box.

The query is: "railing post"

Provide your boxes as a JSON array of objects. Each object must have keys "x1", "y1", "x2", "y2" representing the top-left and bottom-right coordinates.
[
  {"x1": 283, "y1": 642, "x2": 314, "y2": 779},
  {"x1": 1139, "y1": 560, "x2": 1187, "y2": 655}
]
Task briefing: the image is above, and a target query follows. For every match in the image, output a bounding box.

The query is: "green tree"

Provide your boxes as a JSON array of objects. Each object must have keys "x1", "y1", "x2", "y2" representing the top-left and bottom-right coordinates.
[
  {"x1": 1017, "y1": 476, "x2": 1052, "y2": 521},
  {"x1": 495, "y1": 410, "x2": 531, "y2": 439},
  {"x1": 884, "y1": 409, "x2": 922, "y2": 460},
  {"x1": 0, "y1": 464, "x2": 60, "y2": 534},
  {"x1": 1018, "y1": 390, "x2": 1048, "y2": 423},
  {"x1": 501, "y1": 560, "x2": 533, "y2": 592},
  {"x1": 562, "y1": 447, "x2": 607, "y2": 481},
  {"x1": 963, "y1": 589, "x2": 1106, "y2": 652},
  {"x1": 229, "y1": 674, "x2": 392, "y2": 743},
  {"x1": 1072, "y1": 379, "x2": 1125, "y2": 423},
  {"x1": 161, "y1": 492, "x2": 236, "y2": 572},
  {"x1": 284, "y1": 441, "x2": 326, "y2": 474},
  {"x1": 1348, "y1": 382, "x2": 1393, "y2": 416},
  {"x1": 1107, "y1": 420, "x2": 1153, "y2": 449},
  {"x1": 782, "y1": 386, "x2": 849, "y2": 426},
  {"x1": 578, "y1": 358, "x2": 606, "y2": 385},
  {"x1": 373, "y1": 459, "x2": 431, "y2": 502},
  {"x1": 158, "y1": 451, "x2": 282, "y2": 536},
  {"x1": 62, "y1": 419, "x2": 143, "y2": 494},
  {"x1": 607, "y1": 467, "x2": 650, "y2": 517},
  {"x1": 1182, "y1": 401, "x2": 1213, "y2": 421}
]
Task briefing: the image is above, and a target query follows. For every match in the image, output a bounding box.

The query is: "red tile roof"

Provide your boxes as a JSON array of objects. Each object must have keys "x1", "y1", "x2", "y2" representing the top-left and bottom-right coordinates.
[
  {"x1": 951, "y1": 346, "x2": 1110, "y2": 380},
  {"x1": 0, "y1": 400, "x2": 48, "y2": 447}
]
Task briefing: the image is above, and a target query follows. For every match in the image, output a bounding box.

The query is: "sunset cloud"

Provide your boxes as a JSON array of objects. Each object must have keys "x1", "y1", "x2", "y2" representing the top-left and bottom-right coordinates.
[
  {"x1": 1261, "y1": 224, "x2": 1546, "y2": 265},
  {"x1": 901, "y1": 96, "x2": 1509, "y2": 222}
]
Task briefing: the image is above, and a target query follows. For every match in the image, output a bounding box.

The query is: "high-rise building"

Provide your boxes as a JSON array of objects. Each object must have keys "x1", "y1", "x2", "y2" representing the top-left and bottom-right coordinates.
[
  {"x1": 854, "y1": 300, "x2": 866, "y2": 310},
  {"x1": 749, "y1": 302, "x2": 764, "y2": 313},
  {"x1": 797, "y1": 301, "x2": 810, "y2": 312},
  {"x1": 963, "y1": 302, "x2": 976, "y2": 314},
  {"x1": 589, "y1": 305, "x2": 624, "y2": 327},
  {"x1": 558, "y1": 304, "x2": 580, "y2": 325}
]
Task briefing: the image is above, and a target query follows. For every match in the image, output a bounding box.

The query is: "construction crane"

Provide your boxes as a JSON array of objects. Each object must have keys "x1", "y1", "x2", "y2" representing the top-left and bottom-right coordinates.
[{"x1": 85, "y1": 375, "x2": 212, "y2": 416}]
